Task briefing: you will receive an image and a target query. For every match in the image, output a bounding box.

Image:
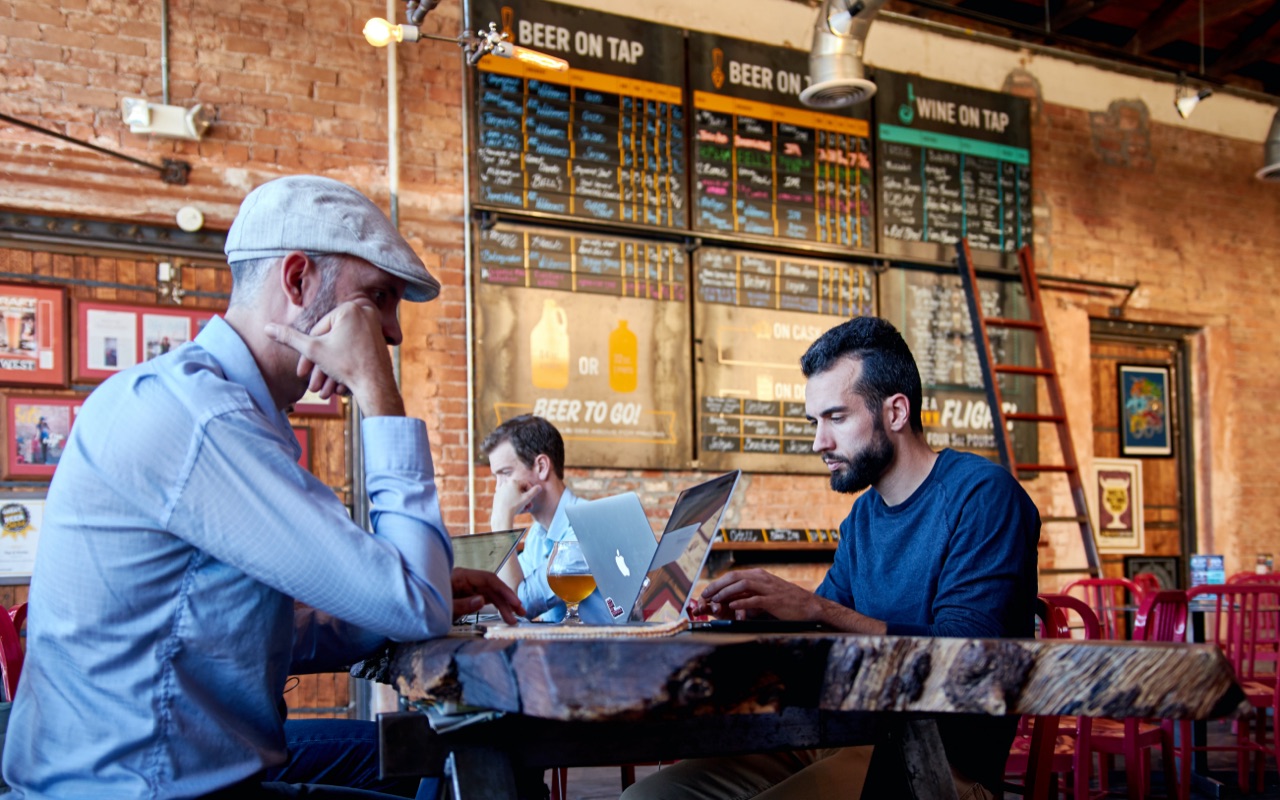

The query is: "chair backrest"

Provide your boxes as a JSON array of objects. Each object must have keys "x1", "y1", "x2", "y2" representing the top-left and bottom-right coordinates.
[
  {"x1": 1226, "y1": 571, "x2": 1280, "y2": 586},
  {"x1": 1061, "y1": 577, "x2": 1142, "y2": 639},
  {"x1": 1039, "y1": 593, "x2": 1102, "y2": 640},
  {"x1": 0, "y1": 602, "x2": 25, "y2": 702},
  {"x1": 1033, "y1": 596, "x2": 1069, "y2": 640},
  {"x1": 1132, "y1": 589, "x2": 1189, "y2": 643},
  {"x1": 1187, "y1": 584, "x2": 1280, "y2": 681},
  {"x1": 1132, "y1": 571, "x2": 1162, "y2": 595}
]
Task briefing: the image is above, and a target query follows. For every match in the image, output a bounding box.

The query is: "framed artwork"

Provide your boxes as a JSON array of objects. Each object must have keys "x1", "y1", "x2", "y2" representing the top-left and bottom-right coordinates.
[
  {"x1": 73, "y1": 300, "x2": 219, "y2": 383},
  {"x1": 293, "y1": 425, "x2": 311, "y2": 471},
  {"x1": 1118, "y1": 364, "x2": 1173, "y2": 457},
  {"x1": 0, "y1": 493, "x2": 47, "y2": 584},
  {"x1": 0, "y1": 283, "x2": 67, "y2": 388},
  {"x1": 292, "y1": 390, "x2": 343, "y2": 417},
  {"x1": 1124, "y1": 555, "x2": 1180, "y2": 591},
  {"x1": 3, "y1": 394, "x2": 83, "y2": 479},
  {"x1": 1091, "y1": 457, "x2": 1144, "y2": 554}
]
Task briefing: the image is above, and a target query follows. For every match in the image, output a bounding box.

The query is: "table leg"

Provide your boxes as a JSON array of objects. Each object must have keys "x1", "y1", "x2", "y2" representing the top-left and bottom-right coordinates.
[
  {"x1": 863, "y1": 718, "x2": 960, "y2": 800},
  {"x1": 443, "y1": 747, "x2": 519, "y2": 800}
]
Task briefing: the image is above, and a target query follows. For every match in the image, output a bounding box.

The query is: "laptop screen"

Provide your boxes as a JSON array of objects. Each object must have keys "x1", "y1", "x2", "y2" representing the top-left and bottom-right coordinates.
[
  {"x1": 630, "y1": 470, "x2": 741, "y2": 623},
  {"x1": 451, "y1": 528, "x2": 527, "y2": 573}
]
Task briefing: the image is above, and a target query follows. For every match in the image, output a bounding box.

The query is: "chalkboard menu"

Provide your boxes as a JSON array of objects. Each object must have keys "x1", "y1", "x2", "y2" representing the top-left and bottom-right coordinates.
[
  {"x1": 688, "y1": 33, "x2": 875, "y2": 251},
  {"x1": 720, "y1": 528, "x2": 840, "y2": 544},
  {"x1": 693, "y1": 247, "x2": 876, "y2": 473},
  {"x1": 879, "y1": 268, "x2": 1037, "y2": 464},
  {"x1": 474, "y1": 222, "x2": 692, "y2": 468},
  {"x1": 470, "y1": 0, "x2": 687, "y2": 229},
  {"x1": 874, "y1": 71, "x2": 1032, "y2": 269}
]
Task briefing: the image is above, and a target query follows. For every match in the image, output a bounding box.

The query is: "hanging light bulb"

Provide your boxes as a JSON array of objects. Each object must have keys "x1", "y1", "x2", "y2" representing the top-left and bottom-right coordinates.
[{"x1": 363, "y1": 17, "x2": 420, "y2": 47}]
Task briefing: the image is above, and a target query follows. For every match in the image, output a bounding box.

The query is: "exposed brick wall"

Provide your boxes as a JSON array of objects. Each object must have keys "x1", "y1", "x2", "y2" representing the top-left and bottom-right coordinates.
[{"x1": 2, "y1": 0, "x2": 1277, "y2": 582}]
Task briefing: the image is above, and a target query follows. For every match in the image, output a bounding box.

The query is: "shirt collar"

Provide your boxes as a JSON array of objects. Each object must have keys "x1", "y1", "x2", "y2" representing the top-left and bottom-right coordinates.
[
  {"x1": 544, "y1": 486, "x2": 579, "y2": 542},
  {"x1": 195, "y1": 316, "x2": 292, "y2": 430}
]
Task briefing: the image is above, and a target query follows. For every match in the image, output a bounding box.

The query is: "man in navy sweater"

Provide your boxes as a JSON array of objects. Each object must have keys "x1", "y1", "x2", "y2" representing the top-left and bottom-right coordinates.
[{"x1": 624, "y1": 316, "x2": 1040, "y2": 800}]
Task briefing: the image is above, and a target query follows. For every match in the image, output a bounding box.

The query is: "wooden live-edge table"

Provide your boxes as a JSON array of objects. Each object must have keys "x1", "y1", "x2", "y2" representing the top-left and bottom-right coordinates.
[{"x1": 354, "y1": 630, "x2": 1248, "y2": 799}]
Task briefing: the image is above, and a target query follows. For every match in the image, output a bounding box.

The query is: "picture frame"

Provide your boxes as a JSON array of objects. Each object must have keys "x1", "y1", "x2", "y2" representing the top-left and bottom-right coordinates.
[
  {"x1": 1124, "y1": 554, "x2": 1180, "y2": 591},
  {"x1": 0, "y1": 493, "x2": 47, "y2": 584},
  {"x1": 293, "y1": 425, "x2": 311, "y2": 471},
  {"x1": 1118, "y1": 364, "x2": 1173, "y2": 457},
  {"x1": 0, "y1": 283, "x2": 68, "y2": 388},
  {"x1": 1091, "y1": 457, "x2": 1144, "y2": 554},
  {"x1": 72, "y1": 300, "x2": 219, "y2": 383},
  {"x1": 292, "y1": 390, "x2": 343, "y2": 417},
  {"x1": 3, "y1": 394, "x2": 83, "y2": 479}
]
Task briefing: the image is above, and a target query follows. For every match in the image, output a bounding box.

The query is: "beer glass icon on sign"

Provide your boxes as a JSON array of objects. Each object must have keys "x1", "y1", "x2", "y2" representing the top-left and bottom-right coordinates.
[{"x1": 547, "y1": 539, "x2": 595, "y2": 625}]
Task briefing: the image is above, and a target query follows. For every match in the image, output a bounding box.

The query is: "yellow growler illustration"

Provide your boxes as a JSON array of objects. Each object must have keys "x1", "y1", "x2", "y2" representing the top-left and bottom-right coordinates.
[
  {"x1": 608, "y1": 320, "x2": 638, "y2": 393},
  {"x1": 530, "y1": 298, "x2": 570, "y2": 389}
]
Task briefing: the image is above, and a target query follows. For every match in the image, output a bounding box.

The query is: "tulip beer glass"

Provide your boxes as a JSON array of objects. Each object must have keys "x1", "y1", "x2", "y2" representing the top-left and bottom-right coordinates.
[{"x1": 546, "y1": 539, "x2": 594, "y2": 624}]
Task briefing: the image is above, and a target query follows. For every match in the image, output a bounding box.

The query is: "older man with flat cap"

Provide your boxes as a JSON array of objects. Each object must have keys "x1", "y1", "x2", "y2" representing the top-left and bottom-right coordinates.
[{"x1": 3, "y1": 176, "x2": 522, "y2": 800}]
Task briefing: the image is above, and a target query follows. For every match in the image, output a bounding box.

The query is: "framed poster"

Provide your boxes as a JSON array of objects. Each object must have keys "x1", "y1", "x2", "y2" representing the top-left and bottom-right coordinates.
[
  {"x1": 0, "y1": 284, "x2": 67, "y2": 388},
  {"x1": 293, "y1": 425, "x2": 311, "y2": 471},
  {"x1": 1124, "y1": 555, "x2": 1180, "y2": 591},
  {"x1": 292, "y1": 390, "x2": 342, "y2": 417},
  {"x1": 3, "y1": 394, "x2": 82, "y2": 479},
  {"x1": 73, "y1": 300, "x2": 219, "y2": 383},
  {"x1": 1091, "y1": 457, "x2": 1144, "y2": 554},
  {"x1": 0, "y1": 493, "x2": 46, "y2": 584},
  {"x1": 1119, "y1": 364, "x2": 1173, "y2": 457}
]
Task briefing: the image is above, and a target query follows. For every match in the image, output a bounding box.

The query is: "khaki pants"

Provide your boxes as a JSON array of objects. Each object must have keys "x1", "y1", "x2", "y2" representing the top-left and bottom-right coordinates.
[{"x1": 619, "y1": 746, "x2": 996, "y2": 800}]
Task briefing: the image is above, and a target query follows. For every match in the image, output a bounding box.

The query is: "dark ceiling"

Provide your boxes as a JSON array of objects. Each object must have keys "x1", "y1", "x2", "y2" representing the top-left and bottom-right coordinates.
[{"x1": 878, "y1": 0, "x2": 1280, "y2": 99}]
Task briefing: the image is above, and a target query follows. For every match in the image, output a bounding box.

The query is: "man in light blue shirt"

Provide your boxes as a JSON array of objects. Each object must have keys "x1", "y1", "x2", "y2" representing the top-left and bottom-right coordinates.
[
  {"x1": 482, "y1": 415, "x2": 610, "y2": 624},
  {"x1": 2, "y1": 176, "x2": 521, "y2": 799}
]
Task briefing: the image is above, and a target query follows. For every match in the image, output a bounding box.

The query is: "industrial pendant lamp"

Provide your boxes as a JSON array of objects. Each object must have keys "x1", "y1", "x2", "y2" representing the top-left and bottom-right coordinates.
[{"x1": 799, "y1": 0, "x2": 885, "y2": 109}]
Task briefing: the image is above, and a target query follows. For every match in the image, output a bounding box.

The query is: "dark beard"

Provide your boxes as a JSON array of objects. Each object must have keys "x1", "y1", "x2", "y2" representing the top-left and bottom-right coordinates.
[{"x1": 827, "y1": 422, "x2": 895, "y2": 495}]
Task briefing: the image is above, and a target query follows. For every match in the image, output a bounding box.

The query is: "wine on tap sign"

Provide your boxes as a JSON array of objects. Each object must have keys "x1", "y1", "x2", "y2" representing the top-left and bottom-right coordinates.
[{"x1": 874, "y1": 70, "x2": 1032, "y2": 269}]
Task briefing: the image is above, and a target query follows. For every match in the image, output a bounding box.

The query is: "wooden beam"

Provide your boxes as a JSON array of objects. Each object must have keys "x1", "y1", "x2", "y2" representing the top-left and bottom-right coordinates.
[
  {"x1": 1209, "y1": 3, "x2": 1280, "y2": 77},
  {"x1": 1126, "y1": 0, "x2": 1272, "y2": 56},
  {"x1": 1051, "y1": 0, "x2": 1118, "y2": 32}
]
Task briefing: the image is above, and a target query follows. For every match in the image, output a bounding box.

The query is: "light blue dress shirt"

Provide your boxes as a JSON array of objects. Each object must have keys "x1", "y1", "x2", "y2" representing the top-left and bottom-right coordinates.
[
  {"x1": 516, "y1": 488, "x2": 609, "y2": 624},
  {"x1": 2, "y1": 317, "x2": 455, "y2": 799}
]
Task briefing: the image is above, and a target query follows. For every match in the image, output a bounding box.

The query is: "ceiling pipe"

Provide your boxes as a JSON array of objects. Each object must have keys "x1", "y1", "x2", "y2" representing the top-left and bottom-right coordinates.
[
  {"x1": 800, "y1": 0, "x2": 886, "y2": 109},
  {"x1": 1257, "y1": 108, "x2": 1280, "y2": 180}
]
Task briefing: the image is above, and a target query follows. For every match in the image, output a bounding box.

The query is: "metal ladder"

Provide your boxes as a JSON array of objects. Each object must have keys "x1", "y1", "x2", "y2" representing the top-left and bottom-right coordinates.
[{"x1": 955, "y1": 239, "x2": 1100, "y2": 576}]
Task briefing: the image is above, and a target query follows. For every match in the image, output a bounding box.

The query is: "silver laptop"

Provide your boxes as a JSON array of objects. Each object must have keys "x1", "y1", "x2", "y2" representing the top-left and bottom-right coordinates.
[
  {"x1": 567, "y1": 471, "x2": 742, "y2": 625},
  {"x1": 451, "y1": 527, "x2": 527, "y2": 573}
]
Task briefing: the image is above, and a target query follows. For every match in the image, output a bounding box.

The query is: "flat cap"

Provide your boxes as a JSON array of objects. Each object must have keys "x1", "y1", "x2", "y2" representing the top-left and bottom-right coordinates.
[{"x1": 224, "y1": 175, "x2": 440, "y2": 302}]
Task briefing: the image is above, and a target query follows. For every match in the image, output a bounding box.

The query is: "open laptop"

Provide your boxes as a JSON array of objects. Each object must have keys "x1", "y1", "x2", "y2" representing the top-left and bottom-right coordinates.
[
  {"x1": 451, "y1": 527, "x2": 527, "y2": 573},
  {"x1": 451, "y1": 528, "x2": 528, "y2": 629},
  {"x1": 567, "y1": 470, "x2": 741, "y2": 625}
]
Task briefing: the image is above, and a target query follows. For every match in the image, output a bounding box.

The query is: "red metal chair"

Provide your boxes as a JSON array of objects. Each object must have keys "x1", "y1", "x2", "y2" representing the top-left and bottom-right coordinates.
[
  {"x1": 1062, "y1": 578, "x2": 1144, "y2": 640},
  {"x1": 1005, "y1": 595, "x2": 1099, "y2": 799},
  {"x1": 1184, "y1": 583, "x2": 1280, "y2": 794},
  {"x1": 1085, "y1": 590, "x2": 1188, "y2": 800},
  {"x1": 1131, "y1": 572, "x2": 1162, "y2": 596},
  {"x1": 0, "y1": 602, "x2": 25, "y2": 702},
  {"x1": 1227, "y1": 571, "x2": 1280, "y2": 586}
]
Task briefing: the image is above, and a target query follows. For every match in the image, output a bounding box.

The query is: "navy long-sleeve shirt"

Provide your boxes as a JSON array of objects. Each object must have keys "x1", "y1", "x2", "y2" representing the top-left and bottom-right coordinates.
[{"x1": 816, "y1": 448, "x2": 1041, "y2": 790}]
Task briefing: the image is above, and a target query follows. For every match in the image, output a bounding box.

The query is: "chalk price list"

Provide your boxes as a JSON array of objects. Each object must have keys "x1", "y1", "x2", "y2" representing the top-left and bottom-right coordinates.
[
  {"x1": 478, "y1": 225, "x2": 687, "y2": 301},
  {"x1": 693, "y1": 102, "x2": 873, "y2": 249},
  {"x1": 695, "y1": 248, "x2": 873, "y2": 316},
  {"x1": 475, "y1": 67, "x2": 687, "y2": 229},
  {"x1": 701, "y1": 396, "x2": 815, "y2": 457}
]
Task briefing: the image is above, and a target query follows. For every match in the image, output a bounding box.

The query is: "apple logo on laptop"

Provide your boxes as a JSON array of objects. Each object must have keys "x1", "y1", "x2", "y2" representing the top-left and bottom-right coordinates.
[{"x1": 615, "y1": 549, "x2": 630, "y2": 577}]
